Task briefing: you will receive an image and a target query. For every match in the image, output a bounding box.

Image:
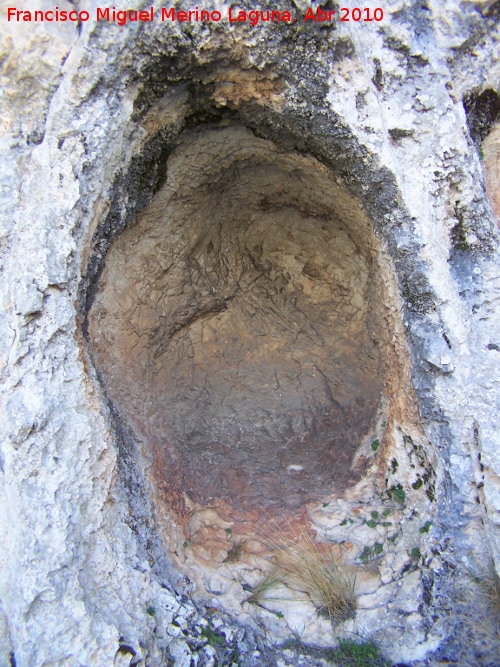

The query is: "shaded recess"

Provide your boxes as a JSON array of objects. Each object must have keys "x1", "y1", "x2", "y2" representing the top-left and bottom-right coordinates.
[
  {"x1": 88, "y1": 124, "x2": 387, "y2": 517},
  {"x1": 464, "y1": 88, "x2": 500, "y2": 144}
]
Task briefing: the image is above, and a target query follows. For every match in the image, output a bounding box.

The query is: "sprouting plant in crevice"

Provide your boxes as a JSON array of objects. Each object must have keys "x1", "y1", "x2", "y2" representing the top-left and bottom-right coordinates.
[
  {"x1": 410, "y1": 547, "x2": 421, "y2": 561},
  {"x1": 248, "y1": 525, "x2": 356, "y2": 622},
  {"x1": 201, "y1": 621, "x2": 226, "y2": 647},
  {"x1": 419, "y1": 521, "x2": 432, "y2": 534}
]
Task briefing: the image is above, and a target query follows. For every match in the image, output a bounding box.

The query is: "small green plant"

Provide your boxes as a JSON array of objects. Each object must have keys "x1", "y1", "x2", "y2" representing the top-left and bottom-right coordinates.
[
  {"x1": 371, "y1": 439, "x2": 380, "y2": 452},
  {"x1": 146, "y1": 606, "x2": 155, "y2": 617},
  {"x1": 340, "y1": 517, "x2": 354, "y2": 527},
  {"x1": 224, "y1": 527, "x2": 232, "y2": 535},
  {"x1": 333, "y1": 638, "x2": 389, "y2": 666},
  {"x1": 359, "y1": 543, "x2": 383, "y2": 563},
  {"x1": 411, "y1": 547, "x2": 421, "y2": 560},
  {"x1": 182, "y1": 541, "x2": 188, "y2": 548},
  {"x1": 201, "y1": 622, "x2": 225, "y2": 647},
  {"x1": 274, "y1": 610, "x2": 284, "y2": 619},
  {"x1": 389, "y1": 485, "x2": 406, "y2": 505},
  {"x1": 359, "y1": 547, "x2": 371, "y2": 563},
  {"x1": 323, "y1": 502, "x2": 330, "y2": 508},
  {"x1": 367, "y1": 510, "x2": 392, "y2": 530},
  {"x1": 419, "y1": 521, "x2": 432, "y2": 534}
]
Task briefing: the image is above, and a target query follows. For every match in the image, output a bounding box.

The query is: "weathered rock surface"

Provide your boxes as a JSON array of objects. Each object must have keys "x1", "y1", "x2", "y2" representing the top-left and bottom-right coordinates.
[
  {"x1": 0, "y1": 1, "x2": 499, "y2": 665},
  {"x1": 88, "y1": 125, "x2": 389, "y2": 514}
]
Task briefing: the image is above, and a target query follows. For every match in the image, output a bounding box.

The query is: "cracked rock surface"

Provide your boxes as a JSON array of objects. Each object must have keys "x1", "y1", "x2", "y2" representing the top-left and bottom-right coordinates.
[
  {"x1": 1, "y1": 1, "x2": 499, "y2": 666},
  {"x1": 88, "y1": 125, "x2": 386, "y2": 514}
]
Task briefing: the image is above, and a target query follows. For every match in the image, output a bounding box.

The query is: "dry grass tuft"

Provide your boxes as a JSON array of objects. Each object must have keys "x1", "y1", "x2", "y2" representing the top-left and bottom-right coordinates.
[
  {"x1": 223, "y1": 538, "x2": 246, "y2": 563},
  {"x1": 447, "y1": 554, "x2": 500, "y2": 665},
  {"x1": 272, "y1": 530, "x2": 356, "y2": 621},
  {"x1": 246, "y1": 568, "x2": 286, "y2": 605},
  {"x1": 471, "y1": 558, "x2": 500, "y2": 615},
  {"x1": 248, "y1": 522, "x2": 356, "y2": 622}
]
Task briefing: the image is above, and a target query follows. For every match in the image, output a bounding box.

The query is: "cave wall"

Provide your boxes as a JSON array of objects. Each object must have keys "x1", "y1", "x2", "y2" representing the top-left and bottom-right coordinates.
[
  {"x1": 1, "y1": 1, "x2": 499, "y2": 665},
  {"x1": 88, "y1": 125, "x2": 391, "y2": 512}
]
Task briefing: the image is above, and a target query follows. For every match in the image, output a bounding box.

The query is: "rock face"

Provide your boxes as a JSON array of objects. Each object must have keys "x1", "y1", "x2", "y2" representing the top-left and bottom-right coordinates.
[
  {"x1": 1, "y1": 1, "x2": 499, "y2": 666},
  {"x1": 88, "y1": 126, "x2": 389, "y2": 514}
]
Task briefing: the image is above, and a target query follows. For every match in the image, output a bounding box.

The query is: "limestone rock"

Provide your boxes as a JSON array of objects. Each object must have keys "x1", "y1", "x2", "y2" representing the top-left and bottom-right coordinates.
[{"x1": 1, "y1": 1, "x2": 499, "y2": 665}]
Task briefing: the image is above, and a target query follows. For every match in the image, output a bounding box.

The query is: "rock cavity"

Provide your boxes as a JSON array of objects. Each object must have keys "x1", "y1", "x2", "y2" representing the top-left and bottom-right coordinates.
[{"x1": 88, "y1": 125, "x2": 389, "y2": 524}]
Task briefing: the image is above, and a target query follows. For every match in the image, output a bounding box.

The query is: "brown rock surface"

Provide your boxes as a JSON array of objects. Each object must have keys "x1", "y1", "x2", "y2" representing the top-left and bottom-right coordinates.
[
  {"x1": 89, "y1": 126, "x2": 388, "y2": 519},
  {"x1": 483, "y1": 122, "x2": 500, "y2": 223}
]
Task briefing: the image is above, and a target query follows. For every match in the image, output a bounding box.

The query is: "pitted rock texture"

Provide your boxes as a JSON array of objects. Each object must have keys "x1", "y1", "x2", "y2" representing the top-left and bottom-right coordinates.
[
  {"x1": 88, "y1": 126, "x2": 387, "y2": 513},
  {"x1": 1, "y1": 1, "x2": 500, "y2": 666}
]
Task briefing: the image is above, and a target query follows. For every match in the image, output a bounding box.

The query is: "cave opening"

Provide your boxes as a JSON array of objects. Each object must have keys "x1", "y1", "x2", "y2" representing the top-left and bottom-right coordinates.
[{"x1": 87, "y1": 123, "x2": 392, "y2": 531}]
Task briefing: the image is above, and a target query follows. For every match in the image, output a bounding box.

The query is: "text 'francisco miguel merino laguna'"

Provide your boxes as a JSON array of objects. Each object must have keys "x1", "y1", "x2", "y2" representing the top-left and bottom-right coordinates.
[{"x1": 7, "y1": 5, "x2": 351, "y2": 25}]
